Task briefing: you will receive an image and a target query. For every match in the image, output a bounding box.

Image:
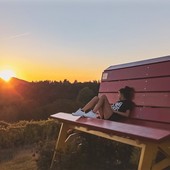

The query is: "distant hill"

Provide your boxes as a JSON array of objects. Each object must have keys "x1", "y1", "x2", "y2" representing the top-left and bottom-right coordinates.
[
  {"x1": 10, "y1": 77, "x2": 29, "y2": 85},
  {"x1": 0, "y1": 77, "x2": 29, "y2": 88}
]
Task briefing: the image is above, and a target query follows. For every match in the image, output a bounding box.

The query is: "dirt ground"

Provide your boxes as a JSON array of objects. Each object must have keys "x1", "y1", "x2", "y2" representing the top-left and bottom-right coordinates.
[{"x1": 0, "y1": 147, "x2": 38, "y2": 170}]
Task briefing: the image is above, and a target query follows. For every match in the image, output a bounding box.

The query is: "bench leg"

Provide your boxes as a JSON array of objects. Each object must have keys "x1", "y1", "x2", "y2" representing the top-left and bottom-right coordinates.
[
  {"x1": 160, "y1": 141, "x2": 170, "y2": 156},
  {"x1": 152, "y1": 141, "x2": 170, "y2": 170},
  {"x1": 50, "y1": 123, "x2": 70, "y2": 169},
  {"x1": 138, "y1": 143, "x2": 157, "y2": 170}
]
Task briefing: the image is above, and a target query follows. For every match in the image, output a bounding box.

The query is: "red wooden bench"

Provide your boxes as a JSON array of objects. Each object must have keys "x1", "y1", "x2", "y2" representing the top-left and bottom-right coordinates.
[{"x1": 50, "y1": 55, "x2": 170, "y2": 170}]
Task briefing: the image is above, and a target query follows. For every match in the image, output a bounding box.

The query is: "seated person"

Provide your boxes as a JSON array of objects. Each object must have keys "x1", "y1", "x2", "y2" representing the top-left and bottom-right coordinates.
[{"x1": 72, "y1": 86, "x2": 135, "y2": 121}]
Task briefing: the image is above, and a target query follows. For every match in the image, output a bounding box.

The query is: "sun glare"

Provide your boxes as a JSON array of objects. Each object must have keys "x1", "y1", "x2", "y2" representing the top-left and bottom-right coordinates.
[{"x1": 0, "y1": 69, "x2": 16, "y2": 82}]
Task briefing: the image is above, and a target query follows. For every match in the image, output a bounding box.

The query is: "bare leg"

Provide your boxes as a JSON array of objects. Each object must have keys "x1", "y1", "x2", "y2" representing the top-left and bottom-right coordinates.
[
  {"x1": 93, "y1": 95, "x2": 113, "y2": 119},
  {"x1": 98, "y1": 108, "x2": 104, "y2": 119},
  {"x1": 82, "y1": 96, "x2": 99, "y2": 112},
  {"x1": 83, "y1": 95, "x2": 113, "y2": 119}
]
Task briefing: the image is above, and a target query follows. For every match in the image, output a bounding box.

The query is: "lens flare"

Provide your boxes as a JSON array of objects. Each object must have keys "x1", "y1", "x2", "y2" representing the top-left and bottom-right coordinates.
[{"x1": 0, "y1": 69, "x2": 16, "y2": 82}]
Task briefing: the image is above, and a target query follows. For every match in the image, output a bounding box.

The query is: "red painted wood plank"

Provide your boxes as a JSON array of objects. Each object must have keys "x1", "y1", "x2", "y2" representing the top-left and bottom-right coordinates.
[
  {"x1": 51, "y1": 113, "x2": 170, "y2": 142},
  {"x1": 98, "y1": 92, "x2": 170, "y2": 107},
  {"x1": 77, "y1": 117, "x2": 170, "y2": 142},
  {"x1": 102, "y1": 62, "x2": 170, "y2": 81},
  {"x1": 124, "y1": 119, "x2": 170, "y2": 131},
  {"x1": 99, "y1": 77, "x2": 170, "y2": 92},
  {"x1": 134, "y1": 93, "x2": 170, "y2": 107},
  {"x1": 130, "y1": 107, "x2": 170, "y2": 123}
]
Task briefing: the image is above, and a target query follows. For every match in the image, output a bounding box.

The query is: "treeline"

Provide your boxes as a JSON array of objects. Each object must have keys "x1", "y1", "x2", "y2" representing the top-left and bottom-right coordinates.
[{"x1": 0, "y1": 79, "x2": 100, "y2": 122}]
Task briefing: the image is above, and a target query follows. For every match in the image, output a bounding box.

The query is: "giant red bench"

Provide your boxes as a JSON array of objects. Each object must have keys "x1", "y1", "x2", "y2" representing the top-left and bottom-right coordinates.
[{"x1": 50, "y1": 55, "x2": 170, "y2": 170}]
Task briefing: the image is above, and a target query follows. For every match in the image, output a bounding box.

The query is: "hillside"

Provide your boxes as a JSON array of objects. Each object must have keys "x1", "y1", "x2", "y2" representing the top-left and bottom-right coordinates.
[{"x1": 0, "y1": 77, "x2": 29, "y2": 87}]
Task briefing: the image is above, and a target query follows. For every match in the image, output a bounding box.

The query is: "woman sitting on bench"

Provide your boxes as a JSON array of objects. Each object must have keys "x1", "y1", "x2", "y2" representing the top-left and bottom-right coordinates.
[{"x1": 72, "y1": 86, "x2": 135, "y2": 121}]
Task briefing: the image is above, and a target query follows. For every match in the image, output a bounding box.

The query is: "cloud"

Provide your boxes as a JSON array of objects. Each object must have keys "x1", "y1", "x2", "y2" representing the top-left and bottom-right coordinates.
[{"x1": 4, "y1": 32, "x2": 30, "y2": 40}]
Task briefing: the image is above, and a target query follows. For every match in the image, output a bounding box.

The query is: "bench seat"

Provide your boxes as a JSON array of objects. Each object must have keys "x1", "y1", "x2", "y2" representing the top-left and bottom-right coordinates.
[{"x1": 51, "y1": 112, "x2": 170, "y2": 142}]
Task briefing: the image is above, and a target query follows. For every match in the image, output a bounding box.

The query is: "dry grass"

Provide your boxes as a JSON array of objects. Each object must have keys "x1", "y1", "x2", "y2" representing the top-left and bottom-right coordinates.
[{"x1": 0, "y1": 148, "x2": 38, "y2": 170}]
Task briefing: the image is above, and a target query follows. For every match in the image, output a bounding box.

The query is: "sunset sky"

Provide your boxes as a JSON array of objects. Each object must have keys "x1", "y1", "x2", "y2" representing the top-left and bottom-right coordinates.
[{"x1": 0, "y1": 0, "x2": 170, "y2": 82}]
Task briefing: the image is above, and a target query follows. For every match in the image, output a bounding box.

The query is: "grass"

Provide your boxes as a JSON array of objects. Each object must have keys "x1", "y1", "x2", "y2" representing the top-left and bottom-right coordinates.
[{"x1": 0, "y1": 147, "x2": 38, "y2": 170}]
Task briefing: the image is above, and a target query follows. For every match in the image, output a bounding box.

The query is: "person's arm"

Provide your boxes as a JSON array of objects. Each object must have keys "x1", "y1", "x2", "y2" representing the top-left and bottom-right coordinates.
[{"x1": 112, "y1": 109, "x2": 130, "y2": 117}]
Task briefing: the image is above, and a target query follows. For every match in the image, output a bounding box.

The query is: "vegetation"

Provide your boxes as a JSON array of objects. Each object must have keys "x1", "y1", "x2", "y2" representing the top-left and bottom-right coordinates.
[
  {"x1": 0, "y1": 119, "x2": 59, "y2": 150},
  {"x1": 0, "y1": 119, "x2": 60, "y2": 170},
  {"x1": 0, "y1": 78, "x2": 99, "y2": 122},
  {"x1": 0, "y1": 119, "x2": 139, "y2": 170},
  {"x1": 37, "y1": 133, "x2": 138, "y2": 170},
  {"x1": 0, "y1": 147, "x2": 37, "y2": 170},
  {"x1": 0, "y1": 79, "x2": 139, "y2": 170}
]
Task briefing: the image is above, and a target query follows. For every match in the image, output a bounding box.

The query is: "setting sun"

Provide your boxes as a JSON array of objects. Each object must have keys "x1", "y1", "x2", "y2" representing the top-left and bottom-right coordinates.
[{"x1": 0, "y1": 69, "x2": 16, "y2": 82}]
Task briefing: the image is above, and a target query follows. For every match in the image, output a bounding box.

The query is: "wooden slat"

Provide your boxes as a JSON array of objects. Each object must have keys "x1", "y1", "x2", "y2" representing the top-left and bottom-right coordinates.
[
  {"x1": 124, "y1": 119, "x2": 170, "y2": 131},
  {"x1": 134, "y1": 93, "x2": 170, "y2": 107},
  {"x1": 130, "y1": 107, "x2": 170, "y2": 123},
  {"x1": 99, "y1": 77, "x2": 170, "y2": 92},
  {"x1": 102, "y1": 61, "x2": 170, "y2": 81},
  {"x1": 98, "y1": 92, "x2": 170, "y2": 107}
]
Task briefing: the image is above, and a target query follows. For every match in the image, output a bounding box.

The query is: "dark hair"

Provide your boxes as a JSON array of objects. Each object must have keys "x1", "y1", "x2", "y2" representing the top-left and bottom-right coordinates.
[{"x1": 119, "y1": 86, "x2": 135, "y2": 101}]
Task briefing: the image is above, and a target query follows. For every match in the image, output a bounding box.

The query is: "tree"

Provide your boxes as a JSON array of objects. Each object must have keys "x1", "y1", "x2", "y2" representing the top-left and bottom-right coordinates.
[{"x1": 76, "y1": 87, "x2": 94, "y2": 105}]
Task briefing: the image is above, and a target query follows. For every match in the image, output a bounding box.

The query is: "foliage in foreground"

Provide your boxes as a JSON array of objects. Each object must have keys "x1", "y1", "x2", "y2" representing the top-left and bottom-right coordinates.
[
  {"x1": 37, "y1": 133, "x2": 138, "y2": 170},
  {"x1": 0, "y1": 119, "x2": 139, "y2": 170},
  {"x1": 0, "y1": 119, "x2": 59, "y2": 150}
]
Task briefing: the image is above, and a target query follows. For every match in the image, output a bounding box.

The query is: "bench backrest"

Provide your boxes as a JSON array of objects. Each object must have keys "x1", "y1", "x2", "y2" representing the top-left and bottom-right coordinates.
[{"x1": 99, "y1": 55, "x2": 170, "y2": 129}]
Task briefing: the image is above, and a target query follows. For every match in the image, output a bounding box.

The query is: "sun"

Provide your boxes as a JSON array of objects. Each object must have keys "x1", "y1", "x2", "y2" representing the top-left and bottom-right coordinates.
[{"x1": 0, "y1": 69, "x2": 16, "y2": 82}]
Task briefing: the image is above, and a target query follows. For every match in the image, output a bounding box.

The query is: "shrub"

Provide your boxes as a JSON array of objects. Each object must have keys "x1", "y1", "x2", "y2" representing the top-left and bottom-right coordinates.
[
  {"x1": 38, "y1": 133, "x2": 136, "y2": 170},
  {"x1": 0, "y1": 119, "x2": 60, "y2": 149}
]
